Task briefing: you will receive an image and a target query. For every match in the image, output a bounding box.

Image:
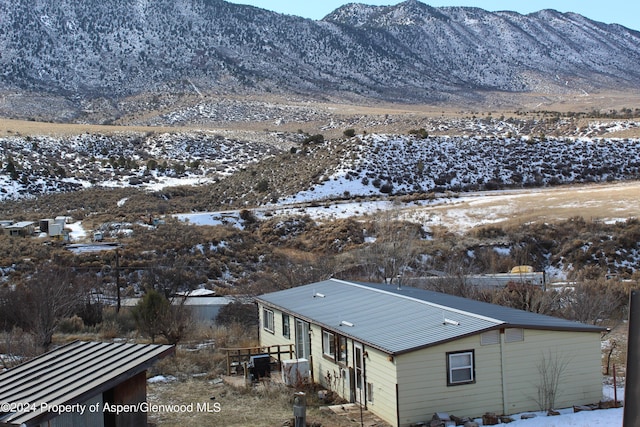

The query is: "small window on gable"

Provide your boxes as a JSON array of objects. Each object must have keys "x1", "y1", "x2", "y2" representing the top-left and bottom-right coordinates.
[
  {"x1": 282, "y1": 314, "x2": 290, "y2": 339},
  {"x1": 447, "y1": 350, "x2": 475, "y2": 386},
  {"x1": 263, "y1": 308, "x2": 274, "y2": 334},
  {"x1": 505, "y1": 328, "x2": 524, "y2": 343},
  {"x1": 480, "y1": 330, "x2": 500, "y2": 345}
]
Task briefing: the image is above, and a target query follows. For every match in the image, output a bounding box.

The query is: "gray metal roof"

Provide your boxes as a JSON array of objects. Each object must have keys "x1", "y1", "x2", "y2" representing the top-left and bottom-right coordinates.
[
  {"x1": 256, "y1": 279, "x2": 605, "y2": 355},
  {"x1": 0, "y1": 340, "x2": 174, "y2": 427}
]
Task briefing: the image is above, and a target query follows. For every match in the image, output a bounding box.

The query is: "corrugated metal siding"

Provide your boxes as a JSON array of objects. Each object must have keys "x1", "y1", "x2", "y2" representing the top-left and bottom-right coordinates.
[
  {"x1": 256, "y1": 279, "x2": 605, "y2": 355},
  {"x1": 0, "y1": 341, "x2": 174, "y2": 427},
  {"x1": 49, "y1": 394, "x2": 104, "y2": 427}
]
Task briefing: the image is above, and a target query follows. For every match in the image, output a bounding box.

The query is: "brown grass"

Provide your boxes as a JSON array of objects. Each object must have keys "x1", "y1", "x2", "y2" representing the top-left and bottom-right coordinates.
[
  {"x1": 146, "y1": 378, "x2": 361, "y2": 427},
  {"x1": 406, "y1": 181, "x2": 640, "y2": 234},
  {"x1": 3, "y1": 89, "x2": 640, "y2": 138},
  {"x1": 0, "y1": 118, "x2": 181, "y2": 137}
]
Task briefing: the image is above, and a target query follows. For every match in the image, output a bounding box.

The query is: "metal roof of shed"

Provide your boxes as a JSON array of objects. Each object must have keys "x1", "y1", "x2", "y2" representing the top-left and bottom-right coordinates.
[
  {"x1": 256, "y1": 279, "x2": 605, "y2": 355},
  {"x1": 3, "y1": 221, "x2": 34, "y2": 229},
  {"x1": 0, "y1": 340, "x2": 174, "y2": 427}
]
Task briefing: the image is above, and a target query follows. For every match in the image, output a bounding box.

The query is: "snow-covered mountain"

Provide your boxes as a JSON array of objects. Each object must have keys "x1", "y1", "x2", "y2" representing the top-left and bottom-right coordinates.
[{"x1": 1, "y1": 0, "x2": 640, "y2": 120}]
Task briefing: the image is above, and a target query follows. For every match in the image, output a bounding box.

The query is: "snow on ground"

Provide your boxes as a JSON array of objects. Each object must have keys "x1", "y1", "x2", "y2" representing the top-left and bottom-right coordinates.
[
  {"x1": 147, "y1": 375, "x2": 177, "y2": 383},
  {"x1": 100, "y1": 175, "x2": 215, "y2": 192},
  {"x1": 176, "y1": 211, "x2": 245, "y2": 229},
  {"x1": 175, "y1": 189, "x2": 546, "y2": 234},
  {"x1": 66, "y1": 220, "x2": 87, "y2": 241},
  {"x1": 491, "y1": 383, "x2": 623, "y2": 426},
  {"x1": 477, "y1": 407, "x2": 622, "y2": 426},
  {"x1": 0, "y1": 175, "x2": 23, "y2": 200}
]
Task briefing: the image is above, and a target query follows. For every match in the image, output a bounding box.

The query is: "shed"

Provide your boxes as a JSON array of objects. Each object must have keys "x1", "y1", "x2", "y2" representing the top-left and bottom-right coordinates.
[
  {"x1": 256, "y1": 279, "x2": 606, "y2": 427},
  {"x1": 2, "y1": 221, "x2": 35, "y2": 237},
  {"x1": 39, "y1": 219, "x2": 54, "y2": 233},
  {"x1": 121, "y1": 294, "x2": 237, "y2": 325},
  {"x1": 0, "y1": 340, "x2": 174, "y2": 427}
]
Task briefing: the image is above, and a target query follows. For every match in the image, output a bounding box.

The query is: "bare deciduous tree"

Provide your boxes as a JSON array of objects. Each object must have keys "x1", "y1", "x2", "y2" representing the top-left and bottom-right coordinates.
[
  {"x1": 159, "y1": 296, "x2": 193, "y2": 345},
  {"x1": 12, "y1": 265, "x2": 85, "y2": 349},
  {"x1": 362, "y1": 208, "x2": 421, "y2": 285},
  {"x1": 534, "y1": 351, "x2": 571, "y2": 411},
  {"x1": 564, "y1": 275, "x2": 628, "y2": 325}
]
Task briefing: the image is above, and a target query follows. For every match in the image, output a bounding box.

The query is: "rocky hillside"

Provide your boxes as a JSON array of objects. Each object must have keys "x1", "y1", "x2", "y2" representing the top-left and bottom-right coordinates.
[
  {"x1": 2, "y1": 116, "x2": 640, "y2": 206},
  {"x1": 1, "y1": 0, "x2": 640, "y2": 121}
]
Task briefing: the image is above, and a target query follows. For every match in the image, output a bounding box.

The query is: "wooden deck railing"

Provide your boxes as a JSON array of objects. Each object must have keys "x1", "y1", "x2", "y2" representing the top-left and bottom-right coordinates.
[{"x1": 221, "y1": 344, "x2": 295, "y2": 376}]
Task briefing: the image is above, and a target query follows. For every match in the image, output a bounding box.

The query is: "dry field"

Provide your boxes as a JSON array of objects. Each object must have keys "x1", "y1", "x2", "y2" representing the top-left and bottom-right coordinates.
[
  {"x1": 402, "y1": 181, "x2": 640, "y2": 234},
  {"x1": 0, "y1": 118, "x2": 179, "y2": 137},
  {"x1": 3, "y1": 89, "x2": 640, "y2": 139}
]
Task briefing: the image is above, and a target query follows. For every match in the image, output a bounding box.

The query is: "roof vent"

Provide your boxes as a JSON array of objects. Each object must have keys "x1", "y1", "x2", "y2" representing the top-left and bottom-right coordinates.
[
  {"x1": 340, "y1": 320, "x2": 354, "y2": 327},
  {"x1": 443, "y1": 318, "x2": 460, "y2": 326},
  {"x1": 313, "y1": 292, "x2": 325, "y2": 298}
]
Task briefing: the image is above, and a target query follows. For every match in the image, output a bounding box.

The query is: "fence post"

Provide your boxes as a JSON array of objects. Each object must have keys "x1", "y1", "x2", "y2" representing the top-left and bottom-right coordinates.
[{"x1": 293, "y1": 392, "x2": 306, "y2": 427}]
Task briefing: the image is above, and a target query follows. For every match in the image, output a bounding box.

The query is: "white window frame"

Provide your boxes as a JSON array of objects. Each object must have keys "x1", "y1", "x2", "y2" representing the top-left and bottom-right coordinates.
[
  {"x1": 322, "y1": 329, "x2": 336, "y2": 359},
  {"x1": 366, "y1": 382, "x2": 374, "y2": 403},
  {"x1": 262, "y1": 308, "x2": 274, "y2": 333},
  {"x1": 447, "y1": 350, "x2": 475, "y2": 385}
]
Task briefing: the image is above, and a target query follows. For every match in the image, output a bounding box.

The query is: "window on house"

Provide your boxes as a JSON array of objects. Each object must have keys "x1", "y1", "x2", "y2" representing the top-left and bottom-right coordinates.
[
  {"x1": 505, "y1": 328, "x2": 524, "y2": 343},
  {"x1": 367, "y1": 382, "x2": 374, "y2": 402},
  {"x1": 322, "y1": 330, "x2": 336, "y2": 359},
  {"x1": 337, "y1": 335, "x2": 348, "y2": 364},
  {"x1": 447, "y1": 350, "x2": 475, "y2": 385},
  {"x1": 282, "y1": 314, "x2": 290, "y2": 339},
  {"x1": 263, "y1": 308, "x2": 274, "y2": 333}
]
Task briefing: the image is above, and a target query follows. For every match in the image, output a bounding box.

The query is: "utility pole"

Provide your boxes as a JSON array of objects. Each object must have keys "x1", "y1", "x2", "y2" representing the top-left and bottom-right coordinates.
[
  {"x1": 115, "y1": 248, "x2": 121, "y2": 313},
  {"x1": 624, "y1": 290, "x2": 639, "y2": 426}
]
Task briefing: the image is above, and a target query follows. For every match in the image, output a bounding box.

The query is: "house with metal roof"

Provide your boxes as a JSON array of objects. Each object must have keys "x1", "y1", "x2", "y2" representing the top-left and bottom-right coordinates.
[
  {"x1": 256, "y1": 279, "x2": 606, "y2": 427},
  {"x1": 0, "y1": 340, "x2": 174, "y2": 427}
]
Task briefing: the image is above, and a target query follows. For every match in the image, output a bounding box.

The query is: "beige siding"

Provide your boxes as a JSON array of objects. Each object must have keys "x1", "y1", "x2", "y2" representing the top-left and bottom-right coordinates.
[
  {"x1": 259, "y1": 304, "x2": 603, "y2": 427},
  {"x1": 258, "y1": 305, "x2": 296, "y2": 352},
  {"x1": 502, "y1": 329, "x2": 603, "y2": 413},
  {"x1": 309, "y1": 323, "x2": 325, "y2": 384},
  {"x1": 359, "y1": 346, "x2": 398, "y2": 426},
  {"x1": 312, "y1": 334, "x2": 398, "y2": 426},
  {"x1": 396, "y1": 335, "x2": 504, "y2": 426},
  {"x1": 258, "y1": 305, "x2": 399, "y2": 426},
  {"x1": 395, "y1": 329, "x2": 603, "y2": 426}
]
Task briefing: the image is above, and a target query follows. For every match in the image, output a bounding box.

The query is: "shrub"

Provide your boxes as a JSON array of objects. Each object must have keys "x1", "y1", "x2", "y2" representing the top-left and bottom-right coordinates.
[
  {"x1": 408, "y1": 128, "x2": 429, "y2": 138},
  {"x1": 302, "y1": 134, "x2": 324, "y2": 144},
  {"x1": 240, "y1": 209, "x2": 257, "y2": 224},
  {"x1": 58, "y1": 315, "x2": 85, "y2": 334},
  {"x1": 215, "y1": 302, "x2": 258, "y2": 329},
  {"x1": 132, "y1": 289, "x2": 170, "y2": 343},
  {"x1": 379, "y1": 182, "x2": 393, "y2": 194},
  {"x1": 255, "y1": 179, "x2": 269, "y2": 193}
]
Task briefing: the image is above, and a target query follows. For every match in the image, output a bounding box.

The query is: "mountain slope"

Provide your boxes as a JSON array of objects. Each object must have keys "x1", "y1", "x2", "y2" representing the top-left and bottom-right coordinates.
[
  {"x1": 2, "y1": 117, "x2": 640, "y2": 204},
  {"x1": 1, "y1": 0, "x2": 640, "y2": 119}
]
